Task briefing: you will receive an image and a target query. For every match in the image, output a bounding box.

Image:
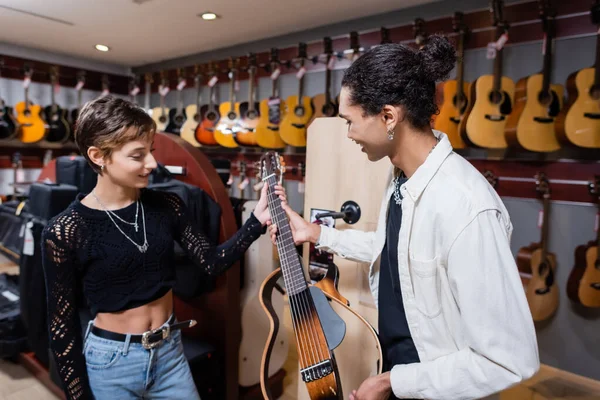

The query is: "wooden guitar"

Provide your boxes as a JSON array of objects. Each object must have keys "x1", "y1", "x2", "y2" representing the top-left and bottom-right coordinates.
[
  {"x1": 461, "y1": 0, "x2": 514, "y2": 149},
  {"x1": 555, "y1": 0, "x2": 600, "y2": 148},
  {"x1": 434, "y1": 12, "x2": 470, "y2": 149},
  {"x1": 195, "y1": 62, "x2": 220, "y2": 146},
  {"x1": 165, "y1": 68, "x2": 187, "y2": 135},
  {"x1": 517, "y1": 173, "x2": 559, "y2": 321},
  {"x1": 70, "y1": 70, "x2": 85, "y2": 134},
  {"x1": 279, "y1": 43, "x2": 314, "y2": 148},
  {"x1": 143, "y1": 73, "x2": 153, "y2": 116},
  {"x1": 180, "y1": 65, "x2": 204, "y2": 147},
  {"x1": 15, "y1": 66, "x2": 46, "y2": 143},
  {"x1": 215, "y1": 58, "x2": 241, "y2": 148},
  {"x1": 256, "y1": 48, "x2": 287, "y2": 150},
  {"x1": 567, "y1": 176, "x2": 600, "y2": 308},
  {"x1": 151, "y1": 72, "x2": 170, "y2": 132},
  {"x1": 236, "y1": 53, "x2": 261, "y2": 146},
  {"x1": 258, "y1": 152, "x2": 382, "y2": 399},
  {"x1": 44, "y1": 66, "x2": 71, "y2": 143},
  {"x1": 312, "y1": 37, "x2": 339, "y2": 119},
  {"x1": 0, "y1": 59, "x2": 17, "y2": 140},
  {"x1": 505, "y1": 0, "x2": 563, "y2": 152}
]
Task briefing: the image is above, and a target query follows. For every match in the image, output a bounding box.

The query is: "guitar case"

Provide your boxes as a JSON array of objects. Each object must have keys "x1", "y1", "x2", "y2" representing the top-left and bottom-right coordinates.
[
  {"x1": 0, "y1": 273, "x2": 29, "y2": 358},
  {"x1": 27, "y1": 183, "x2": 78, "y2": 222},
  {"x1": 0, "y1": 201, "x2": 28, "y2": 263},
  {"x1": 55, "y1": 155, "x2": 97, "y2": 194}
]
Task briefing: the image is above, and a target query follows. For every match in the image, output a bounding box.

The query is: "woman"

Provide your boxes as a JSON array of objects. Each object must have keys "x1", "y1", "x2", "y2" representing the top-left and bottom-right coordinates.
[
  {"x1": 41, "y1": 95, "x2": 285, "y2": 400},
  {"x1": 271, "y1": 36, "x2": 538, "y2": 400}
]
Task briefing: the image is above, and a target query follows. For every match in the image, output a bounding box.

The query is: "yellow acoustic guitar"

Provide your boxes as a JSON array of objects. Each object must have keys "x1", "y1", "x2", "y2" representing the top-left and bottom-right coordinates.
[
  {"x1": 461, "y1": 0, "x2": 514, "y2": 149},
  {"x1": 279, "y1": 43, "x2": 313, "y2": 147},
  {"x1": 214, "y1": 58, "x2": 241, "y2": 148},
  {"x1": 435, "y1": 12, "x2": 470, "y2": 149},
  {"x1": 505, "y1": 1, "x2": 563, "y2": 152},
  {"x1": 180, "y1": 65, "x2": 204, "y2": 147},
  {"x1": 15, "y1": 67, "x2": 46, "y2": 143},
  {"x1": 256, "y1": 48, "x2": 286, "y2": 150}
]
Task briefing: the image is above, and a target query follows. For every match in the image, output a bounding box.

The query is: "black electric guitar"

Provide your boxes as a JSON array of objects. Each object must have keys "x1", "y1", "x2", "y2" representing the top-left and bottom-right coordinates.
[
  {"x1": 0, "y1": 59, "x2": 17, "y2": 140},
  {"x1": 44, "y1": 66, "x2": 71, "y2": 143},
  {"x1": 165, "y1": 68, "x2": 187, "y2": 135}
]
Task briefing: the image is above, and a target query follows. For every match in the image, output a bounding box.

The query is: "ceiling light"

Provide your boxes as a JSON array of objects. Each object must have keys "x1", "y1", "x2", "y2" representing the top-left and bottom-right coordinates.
[
  {"x1": 200, "y1": 12, "x2": 218, "y2": 20},
  {"x1": 95, "y1": 44, "x2": 110, "y2": 52}
]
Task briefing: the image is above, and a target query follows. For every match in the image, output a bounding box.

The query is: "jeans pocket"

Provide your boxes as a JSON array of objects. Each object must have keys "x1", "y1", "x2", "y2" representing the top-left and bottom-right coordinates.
[{"x1": 85, "y1": 342, "x2": 122, "y2": 370}]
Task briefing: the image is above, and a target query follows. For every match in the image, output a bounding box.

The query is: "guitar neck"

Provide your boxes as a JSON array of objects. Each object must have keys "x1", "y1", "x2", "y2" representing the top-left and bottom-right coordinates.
[
  {"x1": 229, "y1": 75, "x2": 236, "y2": 106},
  {"x1": 325, "y1": 56, "x2": 332, "y2": 104},
  {"x1": 595, "y1": 31, "x2": 600, "y2": 87},
  {"x1": 248, "y1": 69, "x2": 255, "y2": 111},
  {"x1": 265, "y1": 174, "x2": 307, "y2": 295},
  {"x1": 540, "y1": 195, "x2": 551, "y2": 260},
  {"x1": 541, "y1": 23, "x2": 555, "y2": 93},
  {"x1": 195, "y1": 79, "x2": 202, "y2": 109},
  {"x1": 493, "y1": 27, "x2": 504, "y2": 93},
  {"x1": 456, "y1": 32, "x2": 466, "y2": 98},
  {"x1": 298, "y1": 61, "x2": 305, "y2": 99},
  {"x1": 144, "y1": 82, "x2": 150, "y2": 111}
]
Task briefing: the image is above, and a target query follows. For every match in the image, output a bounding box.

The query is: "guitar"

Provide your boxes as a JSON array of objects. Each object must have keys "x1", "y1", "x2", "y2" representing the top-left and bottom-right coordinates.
[
  {"x1": 505, "y1": 0, "x2": 563, "y2": 152},
  {"x1": 151, "y1": 72, "x2": 170, "y2": 132},
  {"x1": 70, "y1": 70, "x2": 86, "y2": 134},
  {"x1": 280, "y1": 43, "x2": 314, "y2": 147},
  {"x1": 434, "y1": 12, "x2": 470, "y2": 149},
  {"x1": 336, "y1": 32, "x2": 361, "y2": 105},
  {"x1": 413, "y1": 17, "x2": 428, "y2": 49},
  {"x1": 461, "y1": 0, "x2": 514, "y2": 149},
  {"x1": 165, "y1": 68, "x2": 187, "y2": 135},
  {"x1": 236, "y1": 53, "x2": 261, "y2": 146},
  {"x1": 555, "y1": 0, "x2": 600, "y2": 148},
  {"x1": 195, "y1": 62, "x2": 220, "y2": 146},
  {"x1": 180, "y1": 65, "x2": 204, "y2": 147},
  {"x1": 567, "y1": 176, "x2": 600, "y2": 308},
  {"x1": 258, "y1": 152, "x2": 382, "y2": 399},
  {"x1": 215, "y1": 58, "x2": 242, "y2": 148},
  {"x1": 15, "y1": 66, "x2": 46, "y2": 143},
  {"x1": 0, "y1": 59, "x2": 17, "y2": 140},
  {"x1": 256, "y1": 48, "x2": 287, "y2": 150},
  {"x1": 312, "y1": 38, "x2": 339, "y2": 120},
  {"x1": 517, "y1": 173, "x2": 559, "y2": 322},
  {"x1": 143, "y1": 73, "x2": 153, "y2": 116},
  {"x1": 43, "y1": 66, "x2": 71, "y2": 143}
]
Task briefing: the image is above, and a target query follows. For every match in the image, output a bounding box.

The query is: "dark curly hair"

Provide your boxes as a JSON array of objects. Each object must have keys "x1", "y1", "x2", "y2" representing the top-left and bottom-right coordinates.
[{"x1": 341, "y1": 34, "x2": 456, "y2": 130}]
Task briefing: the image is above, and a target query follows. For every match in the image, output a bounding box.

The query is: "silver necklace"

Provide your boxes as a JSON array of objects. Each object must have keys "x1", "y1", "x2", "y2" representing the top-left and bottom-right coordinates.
[
  {"x1": 91, "y1": 191, "x2": 148, "y2": 253},
  {"x1": 91, "y1": 191, "x2": 140, "y2": 232}
]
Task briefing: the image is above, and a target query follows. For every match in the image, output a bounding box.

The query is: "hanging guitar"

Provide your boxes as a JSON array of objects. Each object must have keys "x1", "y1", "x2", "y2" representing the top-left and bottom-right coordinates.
[
  {"x1": 312, "y1": 37, "x2": 339, "y2": 119},
  {"x1": 180, "y1": 64, "x2": 204, "y2": 147},
  {"x1": 70, "y1": 70, "x2": 86, "y2": 134},
  {"x1": 567, "y1": 176, "x2": 600, "y2": 308},
  {"x1": 0, "y1": 58, "x2": 17, "y2": 140},
  {"x1": 256, "y1": 48, "x2": 287, "y2": 150},
  {"x1": 15, "y1": 65, "x2": 46, "y2": 143},
  {"x1": 236, "y1": 53, "x2": 261, "y2": 146},
  {"x1": 195, "y1": 61, "x2": 220, "y2": 146},
  {"x1": 44, "y1": 65, "x2": 71, "y2": 143},
  {"x1": 165, "y1": 68, "x2": 187, "y2": 135},
  {"x1": 215, "y1": 58, "x2": 242, "y2": 148},
  {"x1": 258, "y1": 151, "x2": 382, "y2": 400},
  {"x1": 151, "y1": 71, "x2": 170, "y2": 132}
]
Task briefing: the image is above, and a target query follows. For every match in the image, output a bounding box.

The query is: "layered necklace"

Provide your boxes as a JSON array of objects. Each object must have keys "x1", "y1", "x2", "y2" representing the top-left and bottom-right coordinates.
[{"x1": 91, "y1": 191, "x2": 149, "y2": 253}]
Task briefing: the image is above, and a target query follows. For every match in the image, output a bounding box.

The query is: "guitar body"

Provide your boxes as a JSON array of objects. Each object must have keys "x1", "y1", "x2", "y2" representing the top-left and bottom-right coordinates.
[
  {"x1": 180, "y1": 104, "x2": 202, "y2": 146},
  {"x1": 213, "y1": 101, "x2": 240, "y2": 148},
  {"x1": 0, "y1": 106, "x2": 17, "y2": 140},
  {"x1": 151, "y1": 107, "x2": 169, "y2": 132},
  {"x1": 505, "y1": 74, "x2": 563, "y2": 152},
  {"x1": 15, "y1": 101, "x2": 46, "y2": 143},
  {"x1": 195, "y1": 106, "x2": 220, "y2": 146},
  {"x1": 522, "y1": 244, "x2": 559, "y2": 321},
  {"x1": 463, "y1": 75, "x2": 514, "y2": 148},
  {"x1": 312, "y1": 94, "x2": 339, "y2": 119},
  {"x1": 280, "y1": 95, "x2": 313, "y2": 147},
  {"x1": 256, "y1": 97, "x2": 286, "y2": 149},
  {"x1": 236, "y1": 100, "x2": 260, "y2": 146},
  {"x1": 567, "y1": 242, "x2": 600, "y2": 307},
  {"x1": 43, "y1": 106, "x2": 71, "y2": 143},
  {"x1": 434, "y1": 80, "x2": 470, "y2": 149},
  {"x1": 164, "y1": 108, "x2": 187, "y2": 135},
  {"x1": 556, "y1": 68, "x2": 600, "y2": 148}
]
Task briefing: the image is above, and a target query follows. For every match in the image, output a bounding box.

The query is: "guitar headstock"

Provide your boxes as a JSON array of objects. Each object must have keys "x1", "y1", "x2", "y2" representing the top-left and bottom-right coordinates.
[
  {"x1": 589, "y1": 175, "x2": 600, "y2": 199},
  {"x1": 260, "y1": 151, "x2": 285, "y2": 185},
  {"x1": 535, "y1": 172, "x2": 551, "y2": 198},
  {"x1": 491, "y1": 0, "x2": 509, "y2": 31},
  {"x1": 177, "y1": 67, "x2": 185, "y2": 83},
  {"x1": 144, "y1": 72, "x2": 153, "y2": 85},
  {"x1": 380, "y1": 27, "x2": 391, "y2": 44},
  {"x1": 538, "y1": 0, "x2": 557, "y2": 35},
  {"x1": 452, "y1": 11, "x2": 470, "y2": 37},
  {"x1": 248, "y1": 53, "x2": 257, "y2": 72},
  {"x1": 413, "y1": 18, "x2": 428, "y2": 47},
  {"x1": 49, "y1": 65, "x2": 59, "y2": 83},
  {"x1": 323, "y1": 37, "x2": 333, "y2": 56}
]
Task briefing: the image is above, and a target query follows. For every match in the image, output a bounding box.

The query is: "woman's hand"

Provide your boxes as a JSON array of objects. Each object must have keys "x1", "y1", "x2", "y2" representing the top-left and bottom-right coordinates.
[
  {"x1": 253, "y1": 183, "x2": 286, "y2": 226},
  {"x1": 268, "y1": 202, "x2": 320, "y2": 246}
]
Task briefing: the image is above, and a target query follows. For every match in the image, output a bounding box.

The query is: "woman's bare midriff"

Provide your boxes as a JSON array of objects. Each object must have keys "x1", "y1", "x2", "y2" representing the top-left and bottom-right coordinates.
[{"x1": 94, "y1": 290, "x2": 174, "y2": 334}]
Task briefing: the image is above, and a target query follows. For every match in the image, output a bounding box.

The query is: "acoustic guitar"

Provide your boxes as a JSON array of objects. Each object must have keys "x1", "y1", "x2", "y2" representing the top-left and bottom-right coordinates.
[
  {"x1": 180, "y1": 65, "x2": 204, "y2": 147},
  {"x1": 256, "y1": 48, "x2": 287, "y2": 150},
  {"x1": 43, "y1": 66, "x2": 71, "y2": 143},
  {"x1": 434, "y1": 12, "x2": 470, "y2": 149},
  {"x1": 555, "y1": 0, "x2": 600, "y2": 148},
  {"x1": 517, "y1": 173, "x2": 559, "y2": 322},
  {"x1": 258, "y1": 152, "x2": 382, "y2": 399},
  {"x1": 312, "y1": 37, "x2": 339, "y2": 119},
  {"x1": 0, "y1": 59, "x2": 17, "y2": 140},
  {"x1": 214, "y1": 58, "x2": 241, "y2": 148},
  {"x1": 236, "y1": 53, "x2": 261, "y2": 146},
  {"x1": 461, "y1": 0, "x2": 514, "y2": 149},
  {"x1": 15, "y1": 66, "x2": 46, "y2": 143},
  {"x1": 567, "y1": 176, "x2": 600, "y2": 308},
  {"x1": 70, "y1": 70, "x2": 85, "y2": 134},
  {"x1": 505, "y1": 0, "x2": 563, "y2": 152},
  {"x1": 164, "y1": 68, "x2": 187, "y2": 135},
  {"x1": 151, "y1": 72, "x2": 170, "y2": 132},
  {"x1": 279, "y1": 43, "x2": 314, "y2": 148},
  {"x1": 195, "y1": 62, "x2": 220, "y2": 146}
]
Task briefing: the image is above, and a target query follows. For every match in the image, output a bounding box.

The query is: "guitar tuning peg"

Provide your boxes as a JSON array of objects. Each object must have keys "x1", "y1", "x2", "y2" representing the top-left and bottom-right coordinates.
[{"x1": 311, "y1": 55, "x2": 319, "y2": 65}]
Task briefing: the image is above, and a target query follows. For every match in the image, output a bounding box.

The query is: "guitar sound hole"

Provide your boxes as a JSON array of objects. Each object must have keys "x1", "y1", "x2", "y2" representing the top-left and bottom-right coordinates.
[
  {"x1": 591, "y1": 283, "x2": 600, "y2": 290},
  {"x1": 322, "y1": 104, "x2": 335, "y2": 117},
  {"x1": 247, "y1": 110, "x2": 257, "y2": 119},
  {"x1": 175, "y1": 116, "x2": 184, "y2": 124},
  {"x1": 538, "y1": 90, "x2": 552, "y2": 107},
  {"x1": 589, "y1": 84, "x2": 600, "y2": 100},
  {"x1": 453, "y1": 93, "x2": 467, "y2": 111},
  {"x1": 193, "y1": 113, "x2": 201, "y2": 122},
  {"x1": 24, "y1": 110, "x2": 31, "y2": 117},
  {"x1": 489, "y1": 90, "x2": 503, "y2": 105},
  {"x1": 206, "y1": 112, "x2": 217, "y2": 122},
  {"x1": 159, "y1": 116, "x2": 167, "y2": 123},
  {"x1": 227, "y1": 111, "x2": 237, "y2": 120},
  {"x1": 294, "y1": 106, "x2": 305, "y2": 117}
]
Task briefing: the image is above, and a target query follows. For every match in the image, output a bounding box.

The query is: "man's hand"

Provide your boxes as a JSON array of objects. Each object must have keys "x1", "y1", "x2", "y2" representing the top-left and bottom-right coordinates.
[
  {"x1": 350, "y1": 372, "x2": 392, "y2": 400},
  {"x1": 267, "y1": 202, "x2": 320, "y2": 246}
]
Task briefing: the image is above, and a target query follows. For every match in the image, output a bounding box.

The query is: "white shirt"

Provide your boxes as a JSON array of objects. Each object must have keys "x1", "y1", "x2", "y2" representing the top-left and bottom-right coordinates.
[{"x1": 316, "y1": 130, "x2": 540, "y2": 399}]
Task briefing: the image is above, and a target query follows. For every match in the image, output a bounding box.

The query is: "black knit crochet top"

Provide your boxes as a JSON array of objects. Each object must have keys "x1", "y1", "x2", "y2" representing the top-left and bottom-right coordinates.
[{"x1": 41, "y1": 189, "x2": 264, "y2": 399}]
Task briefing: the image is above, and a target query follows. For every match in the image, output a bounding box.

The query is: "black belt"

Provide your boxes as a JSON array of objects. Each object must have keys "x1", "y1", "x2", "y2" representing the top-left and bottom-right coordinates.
[{"x1": 91, "y1": 314, "x2": 197, "y2": 350}]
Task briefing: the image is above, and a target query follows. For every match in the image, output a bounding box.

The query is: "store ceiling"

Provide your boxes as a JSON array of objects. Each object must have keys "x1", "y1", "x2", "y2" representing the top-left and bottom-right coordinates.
[{"x1": 0, "y1": 0, "x2": 438, "y2": 67}]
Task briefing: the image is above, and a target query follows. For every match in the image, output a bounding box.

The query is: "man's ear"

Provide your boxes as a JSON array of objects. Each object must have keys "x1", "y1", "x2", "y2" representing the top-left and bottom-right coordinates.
[{"x1": 87, "y1": 146, "x2": 105, "y2": 169}]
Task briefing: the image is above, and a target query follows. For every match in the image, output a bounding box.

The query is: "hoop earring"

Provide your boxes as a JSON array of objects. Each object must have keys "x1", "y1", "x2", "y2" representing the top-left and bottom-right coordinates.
[{"x1": 387, "y1": 128, "x2": 395, "y2": 141}]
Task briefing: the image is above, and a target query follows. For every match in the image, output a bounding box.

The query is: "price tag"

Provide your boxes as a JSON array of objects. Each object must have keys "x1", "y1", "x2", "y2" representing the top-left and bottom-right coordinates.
[
  {"x1": 159, "y1": 85, "x2": 170, "y2": 96},
  {"x1": 296, "y1": 66, "x2": 306, "y2": 79},
  {"x1": 23, "y1": 77, "x2": 31, "y2": 89},
  {"x1": 234, "y1": 80, "x2": 240, "y2": 92},
  {"x1": 327, "y1": 57, "x2": 336, "y2": 70},
  {"x1": 238, "y1": 177, "x2": 249, "y2": 190},
  {"x1": 208, "y1": 76, "x2": 218, "y2": 87},
  {"x1": 496, "y1": 33, "x2": 509, "y2": 50},
  {"x1": 538, "y1": 210, "x2": 544, "y2": 229},
  {"x1": 23, "y1": 221, "x2": 34, "y2": 256},
  {"x1": 226, "y1": 174, "x2": 233, "y2": 186},
  {"x1": 298, "y1": 181, "x2": 305, "y2": 194},
  {"x1": 177, "y1": 80, "x2": 186, "y2": 91},
  {"x1": 486, "y1": 42, "x2": 497, "y2": 60},
  {"x1": 270, "y1": 68, "x2": 281, "y2": 80},
  {"x1": 75, "y1": 81, "x2": 85, "y2": 91},
  {"x1": 130, "y1": 86, "x2": 140, "y2": 96}
]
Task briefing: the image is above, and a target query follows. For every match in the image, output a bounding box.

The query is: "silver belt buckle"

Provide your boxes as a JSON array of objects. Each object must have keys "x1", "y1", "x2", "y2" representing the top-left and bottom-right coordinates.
[{"x1": 141, "y1": 325, "x2": 171, "y2": 350}]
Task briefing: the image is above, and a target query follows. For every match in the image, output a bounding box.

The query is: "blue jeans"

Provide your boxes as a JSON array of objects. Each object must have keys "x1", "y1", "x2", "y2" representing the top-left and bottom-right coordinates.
[{"x1": 83, "y1": 317, "x2": 200, "y2": 400}]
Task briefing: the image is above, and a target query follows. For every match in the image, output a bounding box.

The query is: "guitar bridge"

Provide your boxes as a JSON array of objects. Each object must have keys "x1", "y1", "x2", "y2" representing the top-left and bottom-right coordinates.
[{"x1": 301, "y1": 359, "x2": 334, "y2": 382}]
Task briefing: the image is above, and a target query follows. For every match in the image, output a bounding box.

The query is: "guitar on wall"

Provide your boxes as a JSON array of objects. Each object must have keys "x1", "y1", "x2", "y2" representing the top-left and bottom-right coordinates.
[
  {"x1": 279, "y1": 43, "x2": 314, "y2": 148},
  {"x1": 165, "y1": 68, "x2": 187, "y2": 135},
  {"x1": 256, "y1": 48, "x2": 287, "y2": 150},
  {"x1": 151, "y1": 71, "x2": 170, "y2": 132},
  {"x1": 555, "y1": 0, "x2": 600, "y2": 148},
  {"x1": 195, "y1": 62, "x2": 220, "y2": 146},
  {"x1": 460, "y1": 0, "x2": 514, "y2": 149},
  {"x1": 505, "y1": 0, "x2": 563, "y2": 152},
  {"x1": 215, "y1": 58, "x2": 241, "y2": 148},
  {"x1": 258, "y1": 152, "x2": 382, "y2": 400},
  {"x1": 15, "y1": 66, "x2": 46, "y2": 143},
  {"x1": 516, "y1": 173, "x2": 559, "y2": 321},
  {"x1": 312, "y1": 37, "x2": 339, "y2": 119},
  {"x1": 0, "y1": 59, "x2": 17, "y2": 140},
  {"x1": 180, "y1": 65, "x2": 204, "y2": 147},
  {"x1": 44, "y1": 66, "x2": 71, "y2": 143},
  {"x1": 236, "y1": 53, "x2": 261, "y2": 147},
  {"x1": 70, "y1": 70, "x2": 86, "y2": 135},
  {"x1": 567, "y1": 176, "x2": 600, "y2": 308},
  {"x1": 143, "y1": 72, "x2": 153, "y2": 116},
  {"x1": 434, "y1": 11, "x2": 470, "y2": 149}
]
